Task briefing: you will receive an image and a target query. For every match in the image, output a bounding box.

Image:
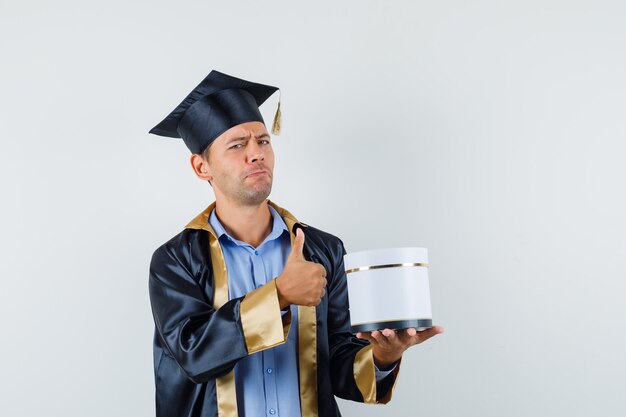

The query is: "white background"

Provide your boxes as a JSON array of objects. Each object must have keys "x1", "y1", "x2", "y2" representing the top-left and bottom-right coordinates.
[{"x1": 1, "y1": 1, "x2": 625, "y2": 416}]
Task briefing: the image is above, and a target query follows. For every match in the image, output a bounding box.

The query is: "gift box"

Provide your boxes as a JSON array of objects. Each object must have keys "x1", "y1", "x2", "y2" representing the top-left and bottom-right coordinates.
[{"x1": 344, "y1": 247, "x2": 433, "y2": 333}]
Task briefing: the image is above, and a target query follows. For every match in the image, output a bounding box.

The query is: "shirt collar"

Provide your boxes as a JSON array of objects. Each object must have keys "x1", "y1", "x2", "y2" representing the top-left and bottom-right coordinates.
[{"x1": 208, "y1": 204, "x2": 288, "y2": 248}]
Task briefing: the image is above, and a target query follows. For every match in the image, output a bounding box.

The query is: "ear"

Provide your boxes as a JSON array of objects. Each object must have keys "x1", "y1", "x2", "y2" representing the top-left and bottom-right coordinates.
[{"x1": 190, "y1": 153, "x2": 213, "y2": 182}]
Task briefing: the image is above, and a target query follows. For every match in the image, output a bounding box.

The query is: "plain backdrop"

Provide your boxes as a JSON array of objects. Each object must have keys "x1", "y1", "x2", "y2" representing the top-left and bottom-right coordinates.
[{"x1": 1, "y1": 1, "x2": 625, "y2": 416}]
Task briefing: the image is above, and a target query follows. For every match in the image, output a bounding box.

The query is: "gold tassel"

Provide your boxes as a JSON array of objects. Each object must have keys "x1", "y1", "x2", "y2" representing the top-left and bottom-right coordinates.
[{"x1": 271, "y1": 89, "x2": 282, "y2": 135}]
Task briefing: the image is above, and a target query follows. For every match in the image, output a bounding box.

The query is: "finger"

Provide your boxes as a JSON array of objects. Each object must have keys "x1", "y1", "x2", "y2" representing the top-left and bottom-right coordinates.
[
  {"x1": 417, "y1": 326, "x2": 444, "y2": 338},
  {"x1": 370, "y1": 330, "x2": 390, "y2": 348},
  {"x1": 317, "y1": 264, "x2": 327, "y2": 278},
  {"x1": 289, "y1": 228, "x2": 305, "y2": 260},
  {"x1": 409, "y1": 326, "x2": 444, "y2": 346},
  {"x1": 381, "y1": 328, "x2": 397, "y2": 342},
  {"x1": 356, "y1": 332, "x2": 375, "y2": 343},
  {"x1": 379, "y1": 328, "x2": 402, "y2": 349},
  {"x1": 396, "y1": 328, "x2": 417, "y2": 345},
  {"x1": 432, "y1": 325, "x2": 445, "y2": 334}
]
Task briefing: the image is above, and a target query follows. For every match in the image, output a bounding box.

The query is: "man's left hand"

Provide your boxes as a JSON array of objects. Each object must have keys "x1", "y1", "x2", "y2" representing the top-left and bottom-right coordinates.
[{"x1": 356, "y1": 326, "x2": 444, "y2": 369}]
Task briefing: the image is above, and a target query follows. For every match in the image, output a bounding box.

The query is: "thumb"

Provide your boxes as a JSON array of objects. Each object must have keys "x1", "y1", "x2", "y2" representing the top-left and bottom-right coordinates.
[{"x1": 289, "y1": 228, "x2": 305, "y2": 260}]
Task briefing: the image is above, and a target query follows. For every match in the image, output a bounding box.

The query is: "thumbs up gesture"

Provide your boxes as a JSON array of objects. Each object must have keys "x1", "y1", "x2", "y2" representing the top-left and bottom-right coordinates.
[{"x1": 275, "y1": 228, "x2": 327, "y2": 308}]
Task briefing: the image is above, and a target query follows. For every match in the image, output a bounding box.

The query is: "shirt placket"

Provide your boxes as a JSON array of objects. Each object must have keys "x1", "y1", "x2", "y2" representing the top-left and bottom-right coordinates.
[{"x1": 250, "y1": 248, "x2": 280, "y2": 416}]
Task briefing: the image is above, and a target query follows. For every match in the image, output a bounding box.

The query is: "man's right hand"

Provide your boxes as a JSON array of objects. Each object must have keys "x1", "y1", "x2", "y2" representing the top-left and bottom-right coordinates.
[{"x1": 275, "y1": 228, "x2": 327, "y2": 308}]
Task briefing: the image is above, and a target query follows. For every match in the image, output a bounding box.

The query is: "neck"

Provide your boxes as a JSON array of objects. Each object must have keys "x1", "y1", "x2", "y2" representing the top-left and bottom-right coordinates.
[{"x1": 214, "y1": 198, "x2": 273, "y2": 248}]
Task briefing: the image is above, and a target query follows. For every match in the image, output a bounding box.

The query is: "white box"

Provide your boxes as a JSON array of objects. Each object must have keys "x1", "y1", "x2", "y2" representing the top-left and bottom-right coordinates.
[{"x1": 344, "y1": 247, "x2": 433, "y2": 332}]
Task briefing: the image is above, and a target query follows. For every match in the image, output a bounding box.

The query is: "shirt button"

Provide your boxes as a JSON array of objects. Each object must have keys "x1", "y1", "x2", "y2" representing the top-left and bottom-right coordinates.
[
  {"x1": 254, "y1": 250, "x2": 259, "y2": 256},
  {"x1": 266, "y1": 368, "x2": 273, "y2": 374},
  {"x1": 269, "y1": 409, "x2": 276, "y2": 415}
]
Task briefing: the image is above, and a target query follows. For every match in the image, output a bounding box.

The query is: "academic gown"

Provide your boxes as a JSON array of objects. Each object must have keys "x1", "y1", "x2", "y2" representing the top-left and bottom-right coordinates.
[{"x1": 148, "y1": 200, "x2": 401, "y2": 417}]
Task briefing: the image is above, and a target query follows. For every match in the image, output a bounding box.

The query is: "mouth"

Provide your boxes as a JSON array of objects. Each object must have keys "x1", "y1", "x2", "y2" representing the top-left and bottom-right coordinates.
[{"x1": 246, "y1": 170, "x2": 269, "y2": 178}]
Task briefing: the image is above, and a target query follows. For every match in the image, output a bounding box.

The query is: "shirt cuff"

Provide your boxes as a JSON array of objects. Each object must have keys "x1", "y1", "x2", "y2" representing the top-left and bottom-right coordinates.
[{"x1": 374, "y1": 361, "x2": 398, "y2": 381}]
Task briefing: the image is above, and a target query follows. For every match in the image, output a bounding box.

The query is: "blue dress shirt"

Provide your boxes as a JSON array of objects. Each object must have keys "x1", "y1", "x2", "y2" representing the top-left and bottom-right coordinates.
[
  {"x1": 209, "y1": 205, "x2": 395, "y2": 417},
  {"x1": 209, "y1": 205, "x2": 300, "y2": 417}
]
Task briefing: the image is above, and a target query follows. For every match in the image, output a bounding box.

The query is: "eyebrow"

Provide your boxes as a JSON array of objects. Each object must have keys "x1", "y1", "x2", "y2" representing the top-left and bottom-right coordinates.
[{"x1": 226, "y1": 132, "x2": 270, "y2": 144}]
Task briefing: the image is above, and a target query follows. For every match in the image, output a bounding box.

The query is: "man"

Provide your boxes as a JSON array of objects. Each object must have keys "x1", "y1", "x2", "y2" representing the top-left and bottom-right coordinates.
[{"x1": 148, "y1": 70, "x2": 443, "y2": 417}]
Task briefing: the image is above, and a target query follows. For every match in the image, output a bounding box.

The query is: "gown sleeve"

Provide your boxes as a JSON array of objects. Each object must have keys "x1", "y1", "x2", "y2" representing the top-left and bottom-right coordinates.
[
  {"x1": 324, "y1": 237, "x2": 400, "y2": 404},
  {"x1": 148, "y1": 232, "x2": 291, "y2": 384}
]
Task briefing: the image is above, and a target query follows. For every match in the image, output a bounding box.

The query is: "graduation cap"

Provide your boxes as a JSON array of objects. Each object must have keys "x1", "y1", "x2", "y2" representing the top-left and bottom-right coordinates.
[{"x1": 149, "y1": 70, "x2": 281, "y2": 154}]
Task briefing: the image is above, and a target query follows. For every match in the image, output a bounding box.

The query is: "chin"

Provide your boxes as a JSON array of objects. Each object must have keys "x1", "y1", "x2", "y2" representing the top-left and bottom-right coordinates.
[{"x1": 240, "y1": 187, "x2": 272, "y2": 206}]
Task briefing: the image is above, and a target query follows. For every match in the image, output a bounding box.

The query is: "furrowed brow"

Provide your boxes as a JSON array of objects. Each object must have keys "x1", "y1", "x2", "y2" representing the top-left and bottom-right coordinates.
[
  {"x1": 226, "y1": 134, "x2": 249, "y2": 144},
  {"x1": 226, "y1": 132, "x2": 268, "y2": 144}
]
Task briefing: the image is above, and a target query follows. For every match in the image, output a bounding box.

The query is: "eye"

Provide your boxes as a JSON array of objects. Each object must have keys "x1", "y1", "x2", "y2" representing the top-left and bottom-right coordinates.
[
  {"x1": 230, "y1": 143, "x2": 243, "y2": 149},
  {"x1": 259, "y1": 139, "x2": 270, "y2": 145}
]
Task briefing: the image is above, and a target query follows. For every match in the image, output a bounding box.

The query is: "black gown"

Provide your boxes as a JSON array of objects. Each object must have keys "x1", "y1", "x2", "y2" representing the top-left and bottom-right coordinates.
[{"x1": 148, "y1": 200, "x2": 400, "y2": 417}]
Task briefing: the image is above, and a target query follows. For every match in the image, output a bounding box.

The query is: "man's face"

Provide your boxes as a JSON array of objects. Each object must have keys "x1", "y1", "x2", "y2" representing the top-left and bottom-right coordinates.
[{"x1": 204, "y1": 121, "x2": 275, "y2": 206}]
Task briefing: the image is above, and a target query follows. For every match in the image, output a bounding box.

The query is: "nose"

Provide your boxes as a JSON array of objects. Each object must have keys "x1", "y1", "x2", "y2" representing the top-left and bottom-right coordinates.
[{"x1": 247, "y1": 140, "x2": 265, "y2": 164}]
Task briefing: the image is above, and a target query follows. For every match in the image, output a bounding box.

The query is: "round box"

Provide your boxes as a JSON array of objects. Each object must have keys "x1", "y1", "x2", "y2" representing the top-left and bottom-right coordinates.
[{"x1": 344, "y1": 247, "x2": 433, "y2": 333}]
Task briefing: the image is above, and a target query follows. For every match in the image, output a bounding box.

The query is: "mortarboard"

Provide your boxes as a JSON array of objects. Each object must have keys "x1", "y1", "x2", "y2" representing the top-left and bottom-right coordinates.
[{"x1": 149, "y1": 70, "x2": 281, "y2": 154}]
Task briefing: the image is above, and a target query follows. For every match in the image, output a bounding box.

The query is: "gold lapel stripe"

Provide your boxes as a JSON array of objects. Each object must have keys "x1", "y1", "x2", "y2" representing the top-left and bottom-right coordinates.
[
  {"x1": 185, "y1": 202, "x2": 238, "y2": 417},
  {"x1": 297, "y1": 305, "x2": 318, "y2": 416},
  {"x1": 208, "y1": 232, "x2": 238, "y2": 417}
]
